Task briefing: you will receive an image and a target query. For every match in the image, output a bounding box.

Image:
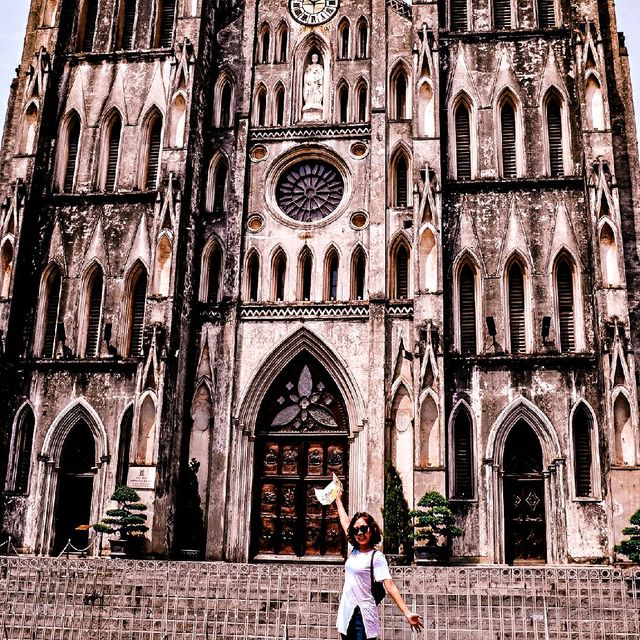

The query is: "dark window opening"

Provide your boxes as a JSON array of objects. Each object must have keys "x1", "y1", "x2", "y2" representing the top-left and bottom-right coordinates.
[
  {"x1": 453, "y1": 408, "x2": 473, "y2": 498},
  {"x1": 556, "y1": 259, "x2": 575, "y2": 352},
  {"x1": 455, "y1": 104, "x2": 472, "y2": 179},
  {"x1": 395, "y1": 245, "x2": 409, "y2": 299},
  {"x1": 508, "y1": 262, "x2": 525, "y2": 353},
  {"x1": 547, "y1": 96, "x2": 564, "y2": 177},
  {"x1": 207, "y1": 246, "x2": 223, "y2": 303},
  {"x1": 501, "y1": 102, "x2": 517, "y2": 178},
  {"x1": 459, "y1": 263, "x2": 476, "y2": 354},
  {"x1": 128, "y1": 269, "x2": 147, "y2": 357}
]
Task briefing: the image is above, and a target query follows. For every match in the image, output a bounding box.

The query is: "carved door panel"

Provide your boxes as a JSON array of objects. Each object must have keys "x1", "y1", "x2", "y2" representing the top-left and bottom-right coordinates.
[
  {"x1": 504, "y1": 477, "x2": 546, "y2": 564},
  {"x1": 253, "y1": 437, "x2": 347, "y2": 558}
]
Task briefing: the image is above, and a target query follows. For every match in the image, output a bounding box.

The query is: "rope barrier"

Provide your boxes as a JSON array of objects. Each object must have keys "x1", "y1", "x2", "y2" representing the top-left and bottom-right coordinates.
[
  {"x1": 56, "y1": 537, "x2": 97, "y2": 558},
  {"x1": 0, "y1": 537, "x2": 19, "y2": 556}
]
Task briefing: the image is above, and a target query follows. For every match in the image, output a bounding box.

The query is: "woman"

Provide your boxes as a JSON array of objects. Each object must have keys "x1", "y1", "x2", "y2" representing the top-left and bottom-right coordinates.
[{"x1": 335, "y1": 491, "x2": 423, "y2": 640}]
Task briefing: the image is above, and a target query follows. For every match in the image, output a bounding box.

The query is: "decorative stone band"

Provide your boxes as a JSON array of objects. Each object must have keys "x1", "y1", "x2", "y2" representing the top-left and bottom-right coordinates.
[
  {"x1": 386, "y1": 0, "x2": 411, "y2": 19},
  {"x1": 250, "y1": 123, "x2": 371, "y2": 142},
  {"x1": 239, "y1": 301, "x2": 414, "y2": 321}
]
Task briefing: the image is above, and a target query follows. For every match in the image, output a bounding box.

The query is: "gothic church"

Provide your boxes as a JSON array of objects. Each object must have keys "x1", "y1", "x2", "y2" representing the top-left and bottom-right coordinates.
[{"x1": 1, "y1": 0, "x2": 640, "y2": 565}]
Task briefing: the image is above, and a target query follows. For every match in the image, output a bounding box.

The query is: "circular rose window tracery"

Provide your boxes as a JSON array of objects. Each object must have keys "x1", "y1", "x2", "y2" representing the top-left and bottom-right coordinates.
[{"x1": 275, "y1": 160, "x2": 345, "y2": 223}]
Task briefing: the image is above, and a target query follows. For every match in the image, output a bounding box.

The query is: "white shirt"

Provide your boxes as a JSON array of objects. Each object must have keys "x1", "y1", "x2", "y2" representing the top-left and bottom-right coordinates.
[{"x1": 336, "y1": 548, "x2": 392, "y2": 639}]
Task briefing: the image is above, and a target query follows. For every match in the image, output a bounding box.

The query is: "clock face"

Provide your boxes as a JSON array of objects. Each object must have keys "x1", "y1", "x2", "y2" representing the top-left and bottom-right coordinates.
[{"x1": 289, "y1": 0, "x2": 339, "y2": 26}]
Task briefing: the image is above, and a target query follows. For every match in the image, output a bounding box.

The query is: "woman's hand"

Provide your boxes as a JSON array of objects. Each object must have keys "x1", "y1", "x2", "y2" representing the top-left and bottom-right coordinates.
[{"x1": 405, "y1": 611, "x2": 423, "y2": 631}]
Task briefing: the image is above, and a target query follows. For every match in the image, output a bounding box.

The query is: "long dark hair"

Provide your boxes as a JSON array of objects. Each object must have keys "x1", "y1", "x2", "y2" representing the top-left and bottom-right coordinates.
[{"x1": 347, "y1": 511, "x2": 382, "y2": 548}]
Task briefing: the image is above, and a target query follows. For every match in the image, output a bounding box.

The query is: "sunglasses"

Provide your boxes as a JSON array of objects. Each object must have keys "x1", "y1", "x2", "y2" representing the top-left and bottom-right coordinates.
[{"x1": 353, "y1": 525, "x2": 369, "y2": 535}]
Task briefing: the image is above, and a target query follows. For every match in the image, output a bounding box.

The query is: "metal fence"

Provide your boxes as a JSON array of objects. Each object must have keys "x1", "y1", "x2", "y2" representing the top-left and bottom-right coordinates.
[{"x1": 0, "y1": 557, "x2": 639, "y2": 639}]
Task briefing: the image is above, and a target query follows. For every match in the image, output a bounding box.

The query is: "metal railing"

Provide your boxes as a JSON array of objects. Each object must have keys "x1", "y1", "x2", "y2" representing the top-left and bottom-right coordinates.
[{"x1": 0, "y1": 558, "x2": 638, "y2": 639}]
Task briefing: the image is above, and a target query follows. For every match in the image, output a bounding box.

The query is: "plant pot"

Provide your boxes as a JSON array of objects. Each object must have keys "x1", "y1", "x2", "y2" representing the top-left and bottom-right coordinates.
[
  {"x1": 385, "y1": 553, "x2": 410, "y2": 566},
  {"x1": 109, "y1": 539, "x2": 128, "y2": 558},
  {"x1": 179, "y1": 548, "x2": 201, "y2": 561},
  {"x1": 414, "y1": 545, "x2": 449, "y2": 565}
]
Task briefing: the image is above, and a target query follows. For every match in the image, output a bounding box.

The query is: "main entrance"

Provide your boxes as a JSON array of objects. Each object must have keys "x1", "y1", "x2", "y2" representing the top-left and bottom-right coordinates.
[
  {"x1": 503, "y1": 421, "x2": 547, "y2": 564},
  {"x1": 251, "y1": 354, "x2": 348, "y2": 558},
  {"x1": 52, "y1": 420, "x2": 96, "y2": 555}
]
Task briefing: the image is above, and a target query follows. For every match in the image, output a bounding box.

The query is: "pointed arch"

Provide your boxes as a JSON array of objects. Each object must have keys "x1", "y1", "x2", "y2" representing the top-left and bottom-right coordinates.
[
  {"x1": 350, "y1": 244, "x2": 367, "y2": 300},
  {"x1": 57, "y1": 110, "x2": 81, "y2": 193},
  {"x1": 258, "y1": 23, "x2": 271, "y2": 64},
  {"x1": 0, "y1": 236, "x2": 14, "y2": 299},
  {"x1": 98, "y1": 108, "x2": 123, "y2": 191},
  {"x1": 390, "y1": 61, "x2": 410, "y2": 120},
  {"x1": 245, "y1": 248, "x2": 261, "y2": 302},
  {"x1": 205, "y1": 152, "x2": 228, "y2": 216},
  {"x1": 613, "y1": 390, "x2": 636, "y2": 466},
  {"x1": 5, "y1": 402, "x2": 36, "y2": 493},
  {"x1": 170, "y1": 93, "x2": 187, "y2": 148},
  {"x1": 123, "y1": 261, "x2": 147, "y2": 357},
  {"x1": 390, "y1": 144, "x2": 411, "y2": 208},
  {"x1": 389, "y1": 382, "x2": 414, "y2": 502},
  {"x1": 454, "y1": 253, "x2": 481, "y2": 354},
  {"x1": 37, "y1": 262, "x2": 63, "y2": 357},
  {"x1": 324, "y1": 245, "x2": 340, "y2": 301},
  {"x1": 254, "y1": 83, "x2": 268, "y2": 126},
  {"x1": 78, "y1": 261, "x2": 105, "y2": 357},
  {"x1": 418, "y1": 390, "x2": 440, "y2": 468},
  {"x1": 276, "y1": 21, "x2": 289, "y2": 63},
  {"x1": 449, "y1": 400, "x2": 475, "y2": 499},
  {"x1": 356, "y1": 18, "x2": 368, "y2": 59},
  {"x1": 418, "y1": 79, "x2": 435, "y2": 137},
  {"x1": 20, "y1": 101, "x2": 39, "y2": 155},
  {"x1": 553, "y1": 250, "x2": 579, "y2": 352},
  {"x1": 569, "y1": 400, "x2": 601, "y2": 499},
  {"x1": 155, "y1": 232, "x2": 173, "y2": 297},
  {"x1": 271, "y1": 246, "x2": 287, "y2": 301},
  {"x1": 419, "y1": 225, "x2": 438, "y2": 292},
  {"x1": 355, "y1": 78, "x2": 368, "y2": 123},
  {"x1": 336, "y1": 79, "x2": 350, "y2": 124},
  {"x1": 504, "y1": 251, "x2": 531, "y2": 353},
  {"x1": 273, "y1": 81, "x2": 286, "y2": 126},
  {"x1": 136, "y1": 392, "x2": 157, "y2": 465},
  {"x1": 297, "y1": 245, "x2": 314, "y2": 301},
  {"x1": 338, "y1": 18, "x2": 350, "y2": 60},
  {"x1": 496, "y1": 89, "x2": 523, "y2": 178},
  {"x1": 139, "y1": 107, "x2": 163, "y2": 190},
  {"x1": 599, "y1": 220, "x2": 620, "y2": 287},
  {"x1": 291, "y1": 33, "x2": 332, "y2": 122},
  {"x1": 452, "y1": 93, "x2": 474, "y2": 179},
  {"x1": 214, "y1": 71, "x2": 235, "y2": 128},
  {"x1": 586, "y1": 74, "x2": 605, "y2": 131},
  {"x1": 116, "y1": 404, "x2": 134, "y2": 487},
  {"x1": 200, "y1": 236, "x2": 223, "y2": 303},
  {"x1": 389, "y1": 233, "x2": 412, "y2": 300},
  {"x1": 543, "y1": 88, "x2": 568, "y2": 177}
]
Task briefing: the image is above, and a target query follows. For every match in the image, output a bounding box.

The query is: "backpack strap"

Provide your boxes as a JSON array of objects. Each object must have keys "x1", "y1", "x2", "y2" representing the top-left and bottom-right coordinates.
[{"x1": 369, "y1": 549, "x2": 376, "y2": 585}]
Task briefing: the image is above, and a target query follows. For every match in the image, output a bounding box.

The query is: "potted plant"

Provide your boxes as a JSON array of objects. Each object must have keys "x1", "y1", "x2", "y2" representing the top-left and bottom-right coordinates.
[
  {"x1": 409, "y1": 491, "x2": 463, "y2": 565},
  {"x1": 615, "y1": 508, "x2": 640, "y2": 564},
  {"x1": 383, "y1": 462, "x2": 412, "y2": 565},
  {"x1": 93, "y1": 486, "x2": 149, "y2": 558}
]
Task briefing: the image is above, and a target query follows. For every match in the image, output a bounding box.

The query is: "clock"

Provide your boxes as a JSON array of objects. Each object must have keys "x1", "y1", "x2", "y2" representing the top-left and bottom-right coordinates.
[{"x1": 289, "y1": 0, "x2": 339, "y2": 26}]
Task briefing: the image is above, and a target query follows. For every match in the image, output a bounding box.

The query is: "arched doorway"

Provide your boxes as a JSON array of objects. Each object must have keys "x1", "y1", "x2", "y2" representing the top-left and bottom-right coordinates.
[
  {"x1": 52, "y1": 420, "x2": 96, "y2": 554},
  {"x1": 503, "y1": 421, "x2": 547, "y2": 564},
  {"x1": 251, "y1": 352, "x2": 349, "y2": 558}
]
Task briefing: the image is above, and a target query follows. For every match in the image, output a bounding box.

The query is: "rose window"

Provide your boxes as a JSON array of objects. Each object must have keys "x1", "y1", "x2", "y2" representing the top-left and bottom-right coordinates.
[{"x1": 276, "y1": 160, "x2": 344, "y2": 222}]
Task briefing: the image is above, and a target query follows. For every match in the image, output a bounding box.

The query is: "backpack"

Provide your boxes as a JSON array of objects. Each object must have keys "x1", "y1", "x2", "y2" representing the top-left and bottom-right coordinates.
[{"x1": 369, "y1": 550, "x2": 386, "y2": 605}]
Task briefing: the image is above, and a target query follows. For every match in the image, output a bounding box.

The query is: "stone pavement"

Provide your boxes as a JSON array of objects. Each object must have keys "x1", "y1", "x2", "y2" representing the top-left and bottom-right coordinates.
[{"x1": 0, "y1": 557, "x2": 639, "y2": 639}]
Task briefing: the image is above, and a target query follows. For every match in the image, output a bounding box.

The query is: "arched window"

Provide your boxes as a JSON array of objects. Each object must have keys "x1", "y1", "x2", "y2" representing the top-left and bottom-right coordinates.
[
  {"x1": 356, "y1": 82, "x2": 368, "y2": 122},
  {"x1": 458, "y1": 262, "x2": 477, "y2": 354},
  {"x1": 274, "y1": 84, "x2": 285, "y2": 126},
  {"x1": 259, "y1": 26, "x2": 270, "y2": 64},
  {"x1": 246, "y1": 251, "x2": 260, "y2": 301},
  {"x1": 600, "y1": 223, "x2": 620, "y2": 286},
  {"x1": 391, "y1": 151, "x2": 409, "y2": 207},
  {"x1": 126, "y1": 265, "x2": 147, "y2": 357},
  {"x1": 299, "y1": 249, "x2": 313, "y2": 301},
  {"x1": 392, "y1": 67, "x2": 408, "y2": 119},
  {"x1": 170, "y1": 94, "x2": 187, "y2": 147},
  {"x1": 255, "y1": 86, "x2": 267, "y2": 126},
  {"x1": 537, "y1": 0, "x2": 555, "y2": 27},
  {"x1": 325, "y1": 249, "x2": 339, "y2": 301},
  {"x1": 156, "y1": 234, "x2": 172, "y2": 296},
  {"x1": 102, "y1": 112, "x2": 122, "y2": 191},
  {"x1": 546, "y1": 91, "x2": 564, "y2": 177},
  {"x1": 136, "y1": 394, "x2": 156, "y2": 465},
  {"x1": 41, "y1": 265, "x2": 62, "y2": 357},
  {"x1": 586, "y1": 76, "x2": 605, "y2": 131},
  {"x1": 156, "y1": 0, "x2": 176, "y2": 48},
  {"x1": 614, "y1": 394, "x2": 635, "y2": 466},
  {"x1": 555, "y1": 256, "x2": 575, "y2": 352},
  {"x1": 500, "y1": 99, "x2": 517, "y2": 178},
  {"x1": 83, "y1": 265, "x2": 104, "y2": 357},
  {"x1": 338, "y1": 20, "x2": 350, "y2": 59},
  {"x1": 272, "y1": 250, "x2": 287, "y2": 301},
  {"x1": 352, "y1": 247, "x2": 367, "y2": 300},
  {"x1": 507, "y1": 260, "x2": 526, "y2": 353},
  {"x1": 219, "y1": 80, "x2": 233, "y2": 128},
  {"x1": 357, "y1": 19, "x2": 368, "y2": 58},
  {"x1": 493, "y1": 0, "x2": 511, "y2": 29},
  {"x1": 421, "y1": 228, "x2": 437, "y2": 292},
  {"x1": 572, "y1": 404, "x2": 593, "y2": 498},
  {"x1": 142, "y1": 110, "x2": 163, "y2": 189},
  {"x1": 418, "y1": 82, "x2": 435, "y2": 137},
  {"x1": 450, "y1": 0, "x2": 468, "y2": 31},
  {"x1": 43, "y1": 0, "x2": 58, "y2": 26},
  {"x1": 62, "y1": 112, "x2": 81, "y2": 193},
  {"x1": 206, "y1": 242, "x2": 223, "y2": 303},
  {"x1": 119, "y1": 0, "x2": 137, "y2": 49},
  {"x1": 9, "y1": 407, "x2": 35, "y2": 493},
  {"x1": 392, "y1": 241, "x2": 410, "y2": 299},
  {"x1": 455, "y1": 100, "x2": 472, "y2": 179},
  {"x1": 21, "y1": 102, "x2": 38, "y2": 155},
  {"x1": 78, "y1": 0, "x2": 99, "y2": 52},
  {"x1": 338, "y1": 82, "x2": 349, "y2": 123},
  {"x1": 452, "y1": 405, "x2": 473, "y2": 498},
  {"x1": 0, "y1": 240, "x2": 14, "y2": 298},
  {"x1": 116, "y1": 406, "x2": 133, "y2": 487},
  {"x1": 206, "y1": 155, "x2": 228, "y2": 215},
  {"x1": 277, "y1": 23, "x2": 288, "y2": 63}
]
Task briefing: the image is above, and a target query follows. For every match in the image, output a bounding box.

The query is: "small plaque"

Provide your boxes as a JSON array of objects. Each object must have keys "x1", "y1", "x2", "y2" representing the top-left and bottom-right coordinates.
[{"x1": 127, "y1": 466, "x2": 156, "y2": 490}]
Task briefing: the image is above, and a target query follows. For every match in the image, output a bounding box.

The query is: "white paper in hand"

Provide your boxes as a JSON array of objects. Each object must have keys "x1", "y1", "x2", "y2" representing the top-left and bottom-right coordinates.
[{"x1": 314, "y1": 473, "x2": 343, "y2": 506}]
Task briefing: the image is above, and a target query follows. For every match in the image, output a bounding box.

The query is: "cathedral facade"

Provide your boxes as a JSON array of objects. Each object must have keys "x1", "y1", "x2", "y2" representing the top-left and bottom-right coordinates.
[{"x1": 1, "y1": 0, "x2": 640, "y2": 565}]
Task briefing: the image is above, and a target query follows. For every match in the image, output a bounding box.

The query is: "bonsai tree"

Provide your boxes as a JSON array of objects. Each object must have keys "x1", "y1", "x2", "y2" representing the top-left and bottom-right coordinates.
[
  {"x1": 410, "y1": 491, "x2": 463, "y2": 548},
  {"x1": 93, "y1": 486, "x2": 149, "y2": 541},
  {"x1": 615, "y1": 508, "x2": 640, "y2": 563},
  {"x1": 383, "y1": 462, "x2": 412, "y2": 557}
]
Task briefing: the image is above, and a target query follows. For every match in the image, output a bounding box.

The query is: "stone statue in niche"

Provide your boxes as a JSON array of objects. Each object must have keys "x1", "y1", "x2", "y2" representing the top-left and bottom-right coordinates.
[{"x1": 302, "y1": 52, "x2": 324, "y2": 121}]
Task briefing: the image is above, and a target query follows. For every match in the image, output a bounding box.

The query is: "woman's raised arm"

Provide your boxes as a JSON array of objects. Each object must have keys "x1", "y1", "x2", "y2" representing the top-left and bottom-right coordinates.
[{"x1": 335, "y1": 489, "x2": 350, "y2": 534}]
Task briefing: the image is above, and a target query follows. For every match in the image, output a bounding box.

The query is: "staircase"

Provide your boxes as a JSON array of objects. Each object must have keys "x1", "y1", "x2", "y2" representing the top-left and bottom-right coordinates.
[{"x1": 0, "y1": 558, "x2": 639, "y2": 639}]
